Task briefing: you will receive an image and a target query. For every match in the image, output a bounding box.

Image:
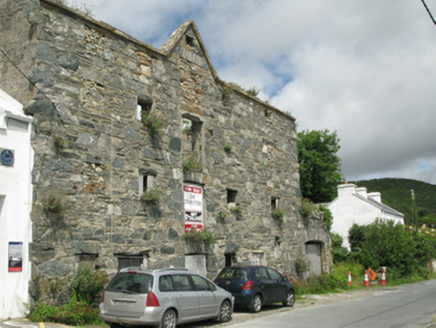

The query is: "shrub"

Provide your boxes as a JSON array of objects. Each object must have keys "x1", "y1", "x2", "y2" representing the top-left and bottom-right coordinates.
[
  {"x1": 71, "y1": 267, "x2": 108, "y2": 307},
  {"x1": 28, "y1": 268, "x2": 108, "y2": 325},
  {"x1": 294, "y1": 257, "x2": 309, "y2": 277}
]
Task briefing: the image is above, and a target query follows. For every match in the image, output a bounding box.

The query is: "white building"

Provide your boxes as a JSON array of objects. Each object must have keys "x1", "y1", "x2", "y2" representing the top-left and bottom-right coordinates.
[
  {"x1": 0, "y1": 88, "x2": 33, "y2": 319},
  {"x1": 328, "y1": 183, "x2": 405, "y2": 250}
]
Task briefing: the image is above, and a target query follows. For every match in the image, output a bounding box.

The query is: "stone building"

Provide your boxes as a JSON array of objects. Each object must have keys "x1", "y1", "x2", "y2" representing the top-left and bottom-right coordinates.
[{"x1": 0, "y1": 0, "x2": 332, "y2": 300}]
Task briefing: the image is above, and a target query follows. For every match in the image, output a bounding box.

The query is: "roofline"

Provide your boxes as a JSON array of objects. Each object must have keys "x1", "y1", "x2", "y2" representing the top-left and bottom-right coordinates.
[{"x1": 40, "y1": 0, "x2": 296, "y2": 123}]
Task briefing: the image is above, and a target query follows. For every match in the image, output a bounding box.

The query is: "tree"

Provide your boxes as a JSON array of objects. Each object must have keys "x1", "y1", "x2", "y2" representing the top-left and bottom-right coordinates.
[{"x1": 298, "y1": 129, "x2": 343, "y2": 203}]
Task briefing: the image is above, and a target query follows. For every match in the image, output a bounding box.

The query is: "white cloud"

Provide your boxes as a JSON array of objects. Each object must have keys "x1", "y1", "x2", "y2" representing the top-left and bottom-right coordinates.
[{"x1": 66, "y1": 0, "x2": 436, "y2": 184}]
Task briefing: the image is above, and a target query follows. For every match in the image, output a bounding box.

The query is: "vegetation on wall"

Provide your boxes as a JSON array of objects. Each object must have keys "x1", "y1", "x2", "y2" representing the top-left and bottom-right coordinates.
[
  {"x1": 183, "y1": 227, "x2": 218, "y2": 246},
  {"x1": 182, "y1": 156, "x2": 202, "y2": 172},
  {"x1": 42, "y1": 192, "x2": 67, "y2": 214},
  {"x1": 140, "y1": 189, "x2": 161, "y2": 205},
  {"x1": 141, "y1": 112, "x2": 165, "y2": 137},
  {"x1": 28, "y1": 267, "x2": 108, "y2": 325}
]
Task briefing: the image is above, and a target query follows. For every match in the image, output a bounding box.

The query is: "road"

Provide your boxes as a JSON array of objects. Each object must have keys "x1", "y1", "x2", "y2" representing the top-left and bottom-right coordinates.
[
  {"x1": 221, "y1": 280, "x2": 436, "y2": 328},
  {"x1": 1, "y1": 280, "x2": 435, "y2": 328}
]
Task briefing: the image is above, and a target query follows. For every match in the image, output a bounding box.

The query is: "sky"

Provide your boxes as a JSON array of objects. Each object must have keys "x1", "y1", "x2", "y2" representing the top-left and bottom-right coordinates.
[{"x1": 66, "y1": 0, "x2": 436, "y2": 185}]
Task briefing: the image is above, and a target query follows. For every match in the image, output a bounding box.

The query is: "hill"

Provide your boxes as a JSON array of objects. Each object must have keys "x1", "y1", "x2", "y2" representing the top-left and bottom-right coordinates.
[{"x1": 351, "y1": 178, "x2": 436, "y2": 227}]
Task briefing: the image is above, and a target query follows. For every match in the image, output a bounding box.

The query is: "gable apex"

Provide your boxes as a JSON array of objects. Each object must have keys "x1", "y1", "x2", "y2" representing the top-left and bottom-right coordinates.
[{"x1": 160, "y1": 20, "x2": 218, "y2": 80}]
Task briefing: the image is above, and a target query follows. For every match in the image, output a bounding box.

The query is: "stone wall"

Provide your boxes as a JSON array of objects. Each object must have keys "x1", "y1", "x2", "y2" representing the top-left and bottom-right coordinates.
[{"x1": 0, "y1": 0, "x2": 327, "y2": 281}]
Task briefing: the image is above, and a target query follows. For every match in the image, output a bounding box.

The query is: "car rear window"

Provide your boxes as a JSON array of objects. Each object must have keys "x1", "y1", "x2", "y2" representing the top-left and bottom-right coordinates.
[
  {"x1": 218, "y1": 268, "x2": 248, "y2": 280},
  {"x1": 106, "y1": 272, "x2": 153, "y2": 294}
]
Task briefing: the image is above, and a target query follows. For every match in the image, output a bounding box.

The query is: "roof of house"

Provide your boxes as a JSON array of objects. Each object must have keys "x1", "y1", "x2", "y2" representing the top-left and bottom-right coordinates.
[{"x1": 355, "y1": 193, "x2": 404, "y2": 218}]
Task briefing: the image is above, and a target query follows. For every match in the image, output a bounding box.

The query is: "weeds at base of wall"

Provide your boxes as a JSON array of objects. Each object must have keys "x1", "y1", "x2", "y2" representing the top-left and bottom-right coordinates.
[{"x1": 27, "y1": 267, "x2": 108, "y2": 325}]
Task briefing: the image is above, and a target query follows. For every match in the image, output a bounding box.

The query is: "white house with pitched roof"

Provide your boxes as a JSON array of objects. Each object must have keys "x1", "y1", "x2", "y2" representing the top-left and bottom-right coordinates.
[
  {"x1": 0, "y1": 88, "x2": 33, "y2": 319},
  {"x1": 327, "y1": 183, "x2": 405, "y2": 250}
]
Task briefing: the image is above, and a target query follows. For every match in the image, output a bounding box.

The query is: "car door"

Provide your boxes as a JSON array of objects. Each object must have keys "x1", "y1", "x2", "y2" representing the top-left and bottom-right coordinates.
[
  {"x1": 171, "y1": 274, "x2": 199, "y2": 320},
  {"x1": 191, "y1": 274, "x2": 218, "y2": 317},
  {"x1": 254, "y1": 267, "x2": 274, "y2": 303},
  {"x1": 266, "y1": 267, "x2": 287, "y2": 302}
]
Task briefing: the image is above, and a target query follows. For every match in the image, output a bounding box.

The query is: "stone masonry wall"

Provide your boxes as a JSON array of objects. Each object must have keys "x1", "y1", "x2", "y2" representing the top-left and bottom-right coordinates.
[{"x1": 0, "y1": 0, "x2": 324, "y2": 281}]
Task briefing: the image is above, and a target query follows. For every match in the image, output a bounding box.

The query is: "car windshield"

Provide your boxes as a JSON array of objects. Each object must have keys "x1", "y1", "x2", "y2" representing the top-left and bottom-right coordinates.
[
  {"x1": 218, "y1": 268, "x2": 248, "y2": 280},
  {"x1": 106, "y1": 272, "x2": 153, "y2": 294}
]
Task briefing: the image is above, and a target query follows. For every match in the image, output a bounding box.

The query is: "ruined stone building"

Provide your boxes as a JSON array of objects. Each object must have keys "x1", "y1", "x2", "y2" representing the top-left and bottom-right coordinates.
[{"x1": 0, "y1": 0, "x2": 332, "y2": 313}]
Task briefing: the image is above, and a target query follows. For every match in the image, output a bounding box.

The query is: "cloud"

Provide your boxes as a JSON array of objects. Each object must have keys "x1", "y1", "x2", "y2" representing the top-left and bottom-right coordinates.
[{"x1": 66, "y1": 0, "x2": 436, "y2": 184}]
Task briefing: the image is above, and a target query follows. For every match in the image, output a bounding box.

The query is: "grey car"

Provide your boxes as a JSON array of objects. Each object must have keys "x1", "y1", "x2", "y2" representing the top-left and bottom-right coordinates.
[{"x1": 99, "y1": 267, "x2": 234, "y2": 328}]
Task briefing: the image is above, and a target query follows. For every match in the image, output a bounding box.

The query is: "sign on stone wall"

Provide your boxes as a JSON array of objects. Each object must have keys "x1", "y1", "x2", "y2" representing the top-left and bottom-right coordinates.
[{"x1": 183, "y1": 184, "x2": 203, "y2": 233}]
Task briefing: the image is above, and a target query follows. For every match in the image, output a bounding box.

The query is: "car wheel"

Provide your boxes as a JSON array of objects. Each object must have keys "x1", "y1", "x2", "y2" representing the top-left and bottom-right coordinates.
[
  {"x1": 217, "y1": 300, "x2": 232, "y2": 322},
  {"x1": 248, "y1": 294, "x2": 262, "y2": 313},
  {"x1": 283, "y1": 290, "x2": 295, "y2": 307},
  {"x1": 158, "y1": 309, "x2": 177, "y2": 328}
]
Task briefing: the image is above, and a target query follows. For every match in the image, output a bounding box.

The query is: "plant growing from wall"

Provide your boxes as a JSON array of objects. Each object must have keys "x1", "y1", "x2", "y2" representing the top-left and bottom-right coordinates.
[
  {"x1": 140, "y1": 189, "x2": 161, "y2": 205},
  {"x1": 53, "y1": 134, "x2": 69, "y2": 151},
  {"x1": 42, "y1": 192, "x2": 67, "y2": 214},
  {"x1": 141, "y1": 112, "x2": 165, "y2": 137},
  {"x1": 272, "y1": 208, "x2": 284, "y2": 222},
  {"x1": 183, "y1": 156, "x2": 202, "y2": 172},
  {"x1": 299, "y1": 198, "x2": 318, "y2": 219},
  {"x1": 219, "y1": 211, "x2": 227, "y2": 220},
  {"x1": 221, "y1": 84, "x2": 233, "y2": 104},
  {"x1": 246, "y1": 86, "x2": 260, "y2": 97},
  {"x1": 223, "y1": 143, "x2": 232, "y2": 152},
  {"x1": 230, "y1": 205, "x2": 242, "y2": 216},
  {"x1": 183, "y1": 227, "x2": 218, "y2": 247}
]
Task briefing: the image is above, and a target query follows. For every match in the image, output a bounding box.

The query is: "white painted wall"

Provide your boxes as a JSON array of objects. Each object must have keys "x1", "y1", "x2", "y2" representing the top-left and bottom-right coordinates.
[
  {"x1": 329, "y1": 184, "x2": 404, "y2": 250},
  {"x1": 0, "y1": 89, "x2": 33, "y2": 319}
]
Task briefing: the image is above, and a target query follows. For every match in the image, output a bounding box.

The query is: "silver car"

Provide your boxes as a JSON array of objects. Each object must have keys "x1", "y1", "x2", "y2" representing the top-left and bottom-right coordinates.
[{"x1": 100, "y1": 267, "x2": 234, "y2": 328}]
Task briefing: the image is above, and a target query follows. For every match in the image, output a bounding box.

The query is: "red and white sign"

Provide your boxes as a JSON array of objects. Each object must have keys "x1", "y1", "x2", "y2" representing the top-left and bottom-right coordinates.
[{"x1": 183, "y1": 184, "x2": 203, "y2": 232}]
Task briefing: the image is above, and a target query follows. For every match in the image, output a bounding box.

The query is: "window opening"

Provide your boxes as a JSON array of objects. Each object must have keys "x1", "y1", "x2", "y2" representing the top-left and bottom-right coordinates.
[
  {"x1": 225, "y1": 253, "x2": 236, "y2": 267},
  {"x1": 271, "y1": 196, "x2": 279, "y2": 210},
  {"x1": 115, "y1": 253, "x2": 148, "y2": 271},
  {"x1": 227, "y1": 189, "x2": 237, "y2": 204},
  {"x1": 139, "y1": 169, "x2": 157, "y2": 196},
  {"x1": 185, "y1": 35, "x2": 194, "y2": 47},
  {"x1": 137, "y1": 96, "x2": 153, "y2": 121}
]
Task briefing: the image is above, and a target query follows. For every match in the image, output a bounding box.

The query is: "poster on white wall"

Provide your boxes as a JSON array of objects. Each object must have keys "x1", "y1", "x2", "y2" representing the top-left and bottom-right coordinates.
[
  {"x1": 183, "y1": 184, "x2": 203, "y2": 233},
  {"x1": 8, "y1": 242, "x2": 23, "y2": 272}
]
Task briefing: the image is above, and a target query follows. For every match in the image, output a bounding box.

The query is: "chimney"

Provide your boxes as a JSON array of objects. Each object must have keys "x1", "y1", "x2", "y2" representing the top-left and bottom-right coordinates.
[
  {"x1": 356, "y1": 187, "x2": 367, "y2": 198},
  {"x1": 368, "y1": 192, "x2": 381, "y2": 203},
  {"x1": 337, "y1": 183, "x2": 357, "y2": 197}
]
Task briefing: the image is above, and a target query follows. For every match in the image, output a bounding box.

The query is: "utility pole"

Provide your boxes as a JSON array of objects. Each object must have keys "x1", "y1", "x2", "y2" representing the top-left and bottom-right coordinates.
[{"x1": 411, "y1": 189, "x2": 415, "y2": 232}]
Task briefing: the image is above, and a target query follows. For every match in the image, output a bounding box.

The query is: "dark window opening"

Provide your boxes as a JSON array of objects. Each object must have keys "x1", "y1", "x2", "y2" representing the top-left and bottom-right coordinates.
[
  {"x1": 182, "y1": 114, "x2": 203, "y2": 152},
  {"x1": 227, "y1": 189, "x2": 238, "y2": 203},
  {"x1": 137, "y1": 96, "x2": 153, "y2": 121},
  {"x1": 185, "y1": 35, "x2": 194, "y2": 46},
  {"x1": 139, "y1": 169, "x2": 157, "y2": 196},
  {"x1": 225, "y1": 253, "x2": 236, "y2": 267},
  {"x1": 115, "y1": 253, "x2": 149, "y2": 271},
  {"x1": 271, "y1": 197, "x2": 279, "y2": 210},
  {"x1": 75, "y1": 253, "x2": 98, "y2": 270}
]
